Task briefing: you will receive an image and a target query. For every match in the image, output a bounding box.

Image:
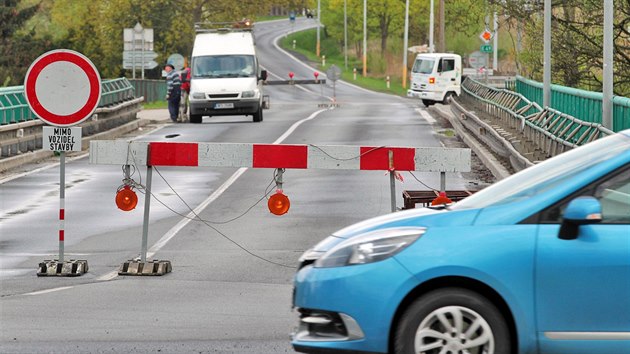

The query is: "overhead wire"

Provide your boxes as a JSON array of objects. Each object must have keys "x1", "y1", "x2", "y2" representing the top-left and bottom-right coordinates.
[{"x1": 123, "y1": 142, "x2": 296, "y2": 268}]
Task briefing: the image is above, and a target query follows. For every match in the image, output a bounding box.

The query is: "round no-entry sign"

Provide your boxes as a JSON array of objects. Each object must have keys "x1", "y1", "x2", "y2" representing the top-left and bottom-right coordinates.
[{"x1": 24, "y1": 49, "x2": 101, "y2": 127}]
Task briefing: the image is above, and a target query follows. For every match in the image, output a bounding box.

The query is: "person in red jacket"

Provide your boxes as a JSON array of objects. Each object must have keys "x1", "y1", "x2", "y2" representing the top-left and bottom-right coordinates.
[{"x1": 180, "y1": 66, "x2": 191, "y2": 121}]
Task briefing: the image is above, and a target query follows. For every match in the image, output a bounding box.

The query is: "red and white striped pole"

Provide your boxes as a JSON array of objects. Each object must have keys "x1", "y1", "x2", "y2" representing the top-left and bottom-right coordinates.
[{"x1": 59, "y1": 151, "x2": 65, "y2": 263}]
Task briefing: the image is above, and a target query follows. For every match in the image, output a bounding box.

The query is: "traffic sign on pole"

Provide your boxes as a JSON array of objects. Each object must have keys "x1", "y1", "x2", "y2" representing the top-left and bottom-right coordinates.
[
  {"x1": 480, "y1": 44, "x2": 493, "y2": 53},
  {"x1": 122, "y1": 50, "x2": 158, "y2": 60},
  {"x1": 24, "y1": 49, "x2": 98, "y2": 277},
  {"x1": 479, "y1": 29, "x2": 493, "y2": 43},
  {"x1": 24, "y1": 49, "x2": 102, "y2": 127},
  {"x1": 123, "y1": 60, "x2": 158, "y2": 70}
]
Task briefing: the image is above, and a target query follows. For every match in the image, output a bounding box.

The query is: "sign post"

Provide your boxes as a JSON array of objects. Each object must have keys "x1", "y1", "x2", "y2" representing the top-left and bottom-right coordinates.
[
  {"x1": 24, "y1": 49, "x2": 101, "y2": 276},
  {"x1": 123, "y1": 23, "x2": 154, "y2": 79}
]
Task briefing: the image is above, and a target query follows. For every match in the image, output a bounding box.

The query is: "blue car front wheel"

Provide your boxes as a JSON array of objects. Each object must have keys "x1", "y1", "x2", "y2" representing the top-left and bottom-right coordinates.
[{"x1": 394, "y1": 288, "x2": 511, "y2": 354}]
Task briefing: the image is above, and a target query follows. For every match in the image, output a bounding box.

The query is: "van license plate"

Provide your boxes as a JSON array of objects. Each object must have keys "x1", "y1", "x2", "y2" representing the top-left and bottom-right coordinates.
[{"x1": 215, "y1": 103, "x2": 234, "y2": 109}]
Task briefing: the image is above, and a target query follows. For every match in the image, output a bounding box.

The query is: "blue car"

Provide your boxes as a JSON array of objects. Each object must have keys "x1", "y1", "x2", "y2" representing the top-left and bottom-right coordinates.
[{"x1": 292, "y1": 129, "x2": 630, "y2": 354}]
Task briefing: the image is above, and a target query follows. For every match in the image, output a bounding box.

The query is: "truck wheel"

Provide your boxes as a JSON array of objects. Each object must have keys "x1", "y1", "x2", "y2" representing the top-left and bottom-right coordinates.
[
  {"x1": 443, "y1": 92, "x2": 455, "y2": 104},
  {"x1": 422, "y1": 99, "x2": 434, "y2": 107},
  {"x1": 394, "y1": 288, "x2": 511, "y2": 354},
  {"x1": 189, "y1": 114, "x2": 202, "y2": 124},
  {"x1": 253, "y1": 108, "x2": 263, "y2": 122}
]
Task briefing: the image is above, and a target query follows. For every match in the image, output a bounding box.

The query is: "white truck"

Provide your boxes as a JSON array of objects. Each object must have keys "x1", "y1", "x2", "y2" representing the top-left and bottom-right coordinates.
[
  {"x1": 188, "y1": 24, "x2": 267, "y2": 123},
  {"x1": 406, "y1": 53, "x2": 462, "y2": 107}
]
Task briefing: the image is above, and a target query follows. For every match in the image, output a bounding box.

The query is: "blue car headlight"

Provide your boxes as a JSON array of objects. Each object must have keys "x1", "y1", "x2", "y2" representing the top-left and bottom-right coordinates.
[{"x1": 314, "y1": 227, "x2": 426, "y2": 268}]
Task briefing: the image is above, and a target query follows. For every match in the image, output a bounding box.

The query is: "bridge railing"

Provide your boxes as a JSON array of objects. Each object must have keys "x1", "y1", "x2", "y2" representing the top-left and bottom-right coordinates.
[
  {"x1": 127, "y1": 79, "x2": 166, "y2": 103},
  {"x1": 515, "y1": 75, "x2": 630, "y2": 132},
  {"x1": 459, "y1": 77, "x2": 614, "y2": 166},
  {"x1": 0, "y1": 86, "x2": 36, "y2": 125},
  {"x1": 0, "y1": 78, "x2": 137, "y2": 125}
]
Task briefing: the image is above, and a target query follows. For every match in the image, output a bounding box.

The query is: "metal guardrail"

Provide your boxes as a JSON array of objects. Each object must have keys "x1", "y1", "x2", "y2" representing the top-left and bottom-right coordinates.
[
  {"x1": 457, "y1": 77, "x2": 614, "y2": 170},
  {"x1": 0, "y1": 86, "x2": 36, "y2": 124},
  {"x1": 515, "y1": 75, "x2": 630, "y2": 131},
  {"x1": 127, "y1": 79, "x2": 166, "y2": 103},
  {"x1": 0, "y1": 78, "x2": 136, "y2": 125},
  {"x1": 100, "y1": 78, "x2": 137, "y2": 107}
]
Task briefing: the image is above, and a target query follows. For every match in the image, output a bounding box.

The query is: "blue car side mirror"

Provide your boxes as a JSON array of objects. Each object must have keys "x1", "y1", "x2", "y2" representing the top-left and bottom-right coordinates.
[{"x1": 559, "y1": 196, "x2": 602, "y2": 240}]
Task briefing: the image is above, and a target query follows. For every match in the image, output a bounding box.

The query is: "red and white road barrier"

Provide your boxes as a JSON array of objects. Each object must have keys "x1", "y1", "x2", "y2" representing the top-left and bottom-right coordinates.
[
  {"x1": 89, "y1": 140, "x2": 471, "y2": 269},
  {"x1": 89, "y1": 141, "x2": 471, "y2": 172}
]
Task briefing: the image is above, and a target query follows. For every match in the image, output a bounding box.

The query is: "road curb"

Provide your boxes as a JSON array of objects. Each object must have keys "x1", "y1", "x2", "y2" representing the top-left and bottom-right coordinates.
[
  {"x1": 0, "y1": 118, "x2": 150, "y2": 173},
  {"x1": 429, "y1": 104, "x2": 512, "y2": 180}
]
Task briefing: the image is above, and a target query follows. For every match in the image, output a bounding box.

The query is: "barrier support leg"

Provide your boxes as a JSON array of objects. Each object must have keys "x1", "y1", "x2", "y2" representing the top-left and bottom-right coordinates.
[
  {"x1": 117, "y1": 163, "x2": 172, "y2": 276},
  {"x1": 389, "y1": 150, "x2": 396, "y2": 212},
  {"x1": 141, "y1": 165, "x2": 152, "y2": 263}
]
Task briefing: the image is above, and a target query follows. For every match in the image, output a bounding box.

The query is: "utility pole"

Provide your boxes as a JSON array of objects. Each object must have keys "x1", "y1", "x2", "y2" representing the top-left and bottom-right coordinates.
[
  {"x1": 403, "y1": 0, "x2": 409, "y2": 88},
  {"x1": 363, "y1": 0, "x2": 367, "y2": 77},
  {"x1": 603, "y1": 0, "x2": 613, "y2": 130},
  {"x1": 429, "y1": 0, "x2": 434, "y2": 53},
  {"x1": 543, "y1": 0, "x2": 551, "y2": 109},
  {"x1": 344, "y1": 0, "x2": 348, "y2": 69},
  {"x1": 493, "y1": 11, "x2": 498, "y2": 72},
  {"x1": 317, "y1": 0, "x2": 321, "y2": 57},
  {"x1": 438, "y1": 0, "x2": 445, "y2": 52}
]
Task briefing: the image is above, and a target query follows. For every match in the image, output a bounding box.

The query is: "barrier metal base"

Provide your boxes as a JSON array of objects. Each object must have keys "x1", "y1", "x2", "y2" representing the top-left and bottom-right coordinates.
[
  {"x1": 37, "y1": 259, "x2": 89, "y2": 277},
  {"x1": 402, "y1": 190, "x2": 476, "y2": 209},
  {"x1": 118, "y1": 260, "x2": 172, "y2": 276}
]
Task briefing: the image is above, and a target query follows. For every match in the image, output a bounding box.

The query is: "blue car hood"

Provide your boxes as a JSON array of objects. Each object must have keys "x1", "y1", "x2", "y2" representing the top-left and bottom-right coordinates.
[{"x1": 312, "y1": 207, "x2": 480, "y2": 252}]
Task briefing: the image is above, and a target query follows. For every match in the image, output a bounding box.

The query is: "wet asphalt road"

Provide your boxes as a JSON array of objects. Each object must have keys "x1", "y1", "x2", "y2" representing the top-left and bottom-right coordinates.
[{"x1": 0, "y1": 18, "x2": 482, "y2": 353}]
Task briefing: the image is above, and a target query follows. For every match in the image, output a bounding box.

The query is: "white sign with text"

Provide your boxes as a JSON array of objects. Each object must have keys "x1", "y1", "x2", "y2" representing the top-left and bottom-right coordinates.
[{"x1": 43, "y1": 126, "x2": 82, "y2": 152}]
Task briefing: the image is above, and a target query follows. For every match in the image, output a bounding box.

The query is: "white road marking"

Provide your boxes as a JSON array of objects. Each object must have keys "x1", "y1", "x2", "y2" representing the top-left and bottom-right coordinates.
[
  {"x1": 143, "y1": 110, "x2": 328, "y2": 271},
  {"x1": 24, "y1": 286, "x2": 73, "y2": 296},
  {"x1": 416, "y1": 108, "x2": 436, "y2": 124},
  {"x1": 96, "y1": 270, "x2": 119, "y2": 282}
]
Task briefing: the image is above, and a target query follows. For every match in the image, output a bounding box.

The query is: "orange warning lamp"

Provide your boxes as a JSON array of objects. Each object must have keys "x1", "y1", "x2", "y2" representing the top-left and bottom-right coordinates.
[
  {"x1": 481, "y1": 30, "x2": 492, "y2": 42},
  {"x1": 116, "y1": 185, "x2": 138, "y2": 211},
  {"x1": 431, "y1": 191, "x2": 452, "y2": 206},
  {"x1": 268, "y1": 190, "x2": 290, "y2": 216},
  {"x1": 428, "y1": 77, "x2": 436, "y2": 84}
]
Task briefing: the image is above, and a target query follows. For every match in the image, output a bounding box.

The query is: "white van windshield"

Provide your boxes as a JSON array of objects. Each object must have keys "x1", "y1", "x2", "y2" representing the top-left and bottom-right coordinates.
[
  {"x1": 193, "y1": 55, "x2": 255, "y2": 78},
  {"x1": 412, "y1": 59, "x2": 435, "y2": 74},
  {"x1": 451, "y1": 133, "x2": 630, "y2": 210}
]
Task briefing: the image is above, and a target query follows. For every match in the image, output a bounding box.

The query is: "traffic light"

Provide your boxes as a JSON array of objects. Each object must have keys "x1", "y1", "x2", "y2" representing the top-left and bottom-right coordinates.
[
  {"x1": 116, "y1": 185, "x2": 138, "y2": 211},
  {"x1": 268, "y1": 190, "x2": 290, "y2": 216}
]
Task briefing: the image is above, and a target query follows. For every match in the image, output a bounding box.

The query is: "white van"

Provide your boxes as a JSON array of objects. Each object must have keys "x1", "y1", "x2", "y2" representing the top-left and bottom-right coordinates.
[
  {"x1": 188, "y1": 27, "x2": 267, "y2": 123},
  {"x1": 407, "y1": 53, "x2": 461, "y2": 107}
]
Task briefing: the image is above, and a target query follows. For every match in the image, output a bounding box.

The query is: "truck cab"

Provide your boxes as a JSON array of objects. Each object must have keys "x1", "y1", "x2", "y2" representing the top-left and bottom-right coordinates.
[
  {"x1": 188, "y1": 24, "x2": 267, "y2": 123},
  {"x1": 407, "y1": 53, "x2": 461, "y2": 107}
]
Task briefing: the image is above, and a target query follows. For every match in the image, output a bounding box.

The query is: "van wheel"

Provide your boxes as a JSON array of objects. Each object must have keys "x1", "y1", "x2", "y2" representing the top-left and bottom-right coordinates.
[
  {"x1": 443, "y1": 92, "x2": 455, "y2": 104},
  {"x1": 394, "y1": 288, "x2": 511, "y2": 354},
  {"x1": 422, "y1": 99, "x2": 434, "y2": 107},
  {"x1": 190, "y1": 114, "x2": 202, "y2": 124},
  {"x1": 253, "y1": 108, "x2": 263, "y2": 122}
]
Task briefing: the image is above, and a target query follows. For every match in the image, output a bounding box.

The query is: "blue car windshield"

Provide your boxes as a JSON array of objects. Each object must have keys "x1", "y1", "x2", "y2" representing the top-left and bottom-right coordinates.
[{"x1": 451, "y1": 133, "x2": 630, "y2": 210}]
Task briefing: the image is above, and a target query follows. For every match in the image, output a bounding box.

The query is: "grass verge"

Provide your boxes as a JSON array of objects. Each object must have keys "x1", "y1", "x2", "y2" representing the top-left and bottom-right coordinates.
[{"x1": 278, "y1": 29, "x2": 408, "y2": 97}]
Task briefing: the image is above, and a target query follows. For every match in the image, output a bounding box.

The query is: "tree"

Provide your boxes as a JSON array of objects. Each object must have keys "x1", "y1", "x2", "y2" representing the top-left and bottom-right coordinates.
[
  {"x1": 0, "y1": 0, "x2": 40, "y2": 86},
  {"x1": 492, "y1": 0, "x2": 630, "y2": 96}
]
